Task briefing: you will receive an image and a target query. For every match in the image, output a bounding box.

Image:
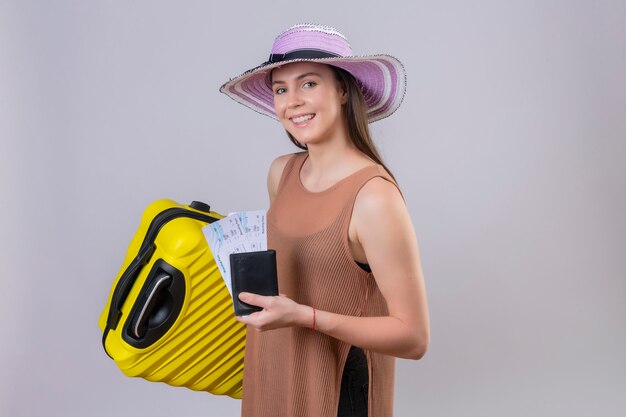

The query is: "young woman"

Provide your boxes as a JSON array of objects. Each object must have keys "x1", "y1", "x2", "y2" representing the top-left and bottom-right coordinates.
[{"x1": 220, "y1": 24, "x2": 430, "y2": 417}]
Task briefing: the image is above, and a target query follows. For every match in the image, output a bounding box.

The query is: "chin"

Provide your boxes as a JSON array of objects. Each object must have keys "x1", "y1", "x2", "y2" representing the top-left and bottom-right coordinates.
[
  {"x1": 290, "y1": 129, "x2": 334, "y2": 146},
  {"x1": 288, "y1": 132, "x2": 316, "y2": 146}
]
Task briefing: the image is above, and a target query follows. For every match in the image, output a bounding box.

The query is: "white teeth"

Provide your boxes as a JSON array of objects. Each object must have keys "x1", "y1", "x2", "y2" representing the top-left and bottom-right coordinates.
[{"x1": 292, "y1": 114, "x2": 314, "y2": 123}]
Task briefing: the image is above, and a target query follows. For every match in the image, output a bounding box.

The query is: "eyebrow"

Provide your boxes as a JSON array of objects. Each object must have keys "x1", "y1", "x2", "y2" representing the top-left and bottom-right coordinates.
[{"x1": 271, "y1": 72, "x2": 322, "y2": 86}]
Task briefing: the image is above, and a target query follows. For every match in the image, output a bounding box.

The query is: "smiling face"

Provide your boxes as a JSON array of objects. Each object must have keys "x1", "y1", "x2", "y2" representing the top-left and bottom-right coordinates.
[{"x1": 271, "y1": 62, "x2": 348, "y2": 146}]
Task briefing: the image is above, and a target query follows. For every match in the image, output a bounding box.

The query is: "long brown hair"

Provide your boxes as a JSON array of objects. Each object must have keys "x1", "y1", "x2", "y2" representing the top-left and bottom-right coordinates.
[{"x1": 285, "y1": 65, "x2": 396, "y2": 182}]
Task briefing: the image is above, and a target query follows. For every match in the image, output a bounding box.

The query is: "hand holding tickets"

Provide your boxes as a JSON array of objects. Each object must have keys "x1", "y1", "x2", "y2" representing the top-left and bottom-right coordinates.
[{"x1": 203, "y1": 210, "x2": 267, "y2": 296}]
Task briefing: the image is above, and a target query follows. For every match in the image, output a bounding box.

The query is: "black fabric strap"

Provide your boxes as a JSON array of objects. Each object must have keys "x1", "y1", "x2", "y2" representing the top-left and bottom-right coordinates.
[{"x1": 267, "y1": 49, "x2": 341, "y2": 64}]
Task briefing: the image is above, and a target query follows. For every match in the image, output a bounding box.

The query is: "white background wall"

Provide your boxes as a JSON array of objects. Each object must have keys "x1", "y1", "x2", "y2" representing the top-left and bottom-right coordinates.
[{"x1": 1, "y1": 1, "x2": 624, "y2": 416}]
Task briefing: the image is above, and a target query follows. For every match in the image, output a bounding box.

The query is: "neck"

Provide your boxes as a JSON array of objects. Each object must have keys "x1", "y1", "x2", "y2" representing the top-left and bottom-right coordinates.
[
  {"x1": 304, "y1": 119, "x2": 354, "y2": 165},
  {"x1": 302, "y1": 135, "x2": 369, "y2": 185},
  {"x1": 306, "y1": 141, "x2": 352, "y2": 172}
]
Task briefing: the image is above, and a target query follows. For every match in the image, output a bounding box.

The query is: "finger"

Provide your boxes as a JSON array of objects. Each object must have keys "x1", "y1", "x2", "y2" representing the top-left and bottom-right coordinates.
[
  {"x1": 239, "y1": 292, "x2": 272, "y2": 308},
  {"x1": 235, "y1": 314, "x2": 249, "y2": 322},
  {"x1": 235, "y1": 311, "x2": 260, "y2": 324},
  {"x1": 235, "y1": 312, "x2": 266, "y2": 330}
]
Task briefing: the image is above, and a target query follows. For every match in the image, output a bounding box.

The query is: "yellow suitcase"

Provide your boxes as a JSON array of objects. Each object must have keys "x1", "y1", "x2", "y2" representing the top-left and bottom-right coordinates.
[{"x1": 98, "y1": 199, "x2": 245, "y2": 399}]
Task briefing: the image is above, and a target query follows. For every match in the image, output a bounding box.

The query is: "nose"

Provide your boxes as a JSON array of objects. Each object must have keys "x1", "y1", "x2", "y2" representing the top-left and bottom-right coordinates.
[{"x1": 285, "y1": 89, "x2": 303, "y2": 109}]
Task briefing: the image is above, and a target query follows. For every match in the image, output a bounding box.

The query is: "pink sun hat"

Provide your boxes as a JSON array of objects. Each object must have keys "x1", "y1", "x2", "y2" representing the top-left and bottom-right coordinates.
[{"x1": 219, "y1": 23, "x2": 406, "y2": 123}]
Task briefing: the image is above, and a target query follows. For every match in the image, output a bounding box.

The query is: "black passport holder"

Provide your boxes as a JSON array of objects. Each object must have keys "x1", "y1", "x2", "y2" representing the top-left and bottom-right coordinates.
[{"x1": 230, "y1": 249, "x2": 279, "y2": 316}]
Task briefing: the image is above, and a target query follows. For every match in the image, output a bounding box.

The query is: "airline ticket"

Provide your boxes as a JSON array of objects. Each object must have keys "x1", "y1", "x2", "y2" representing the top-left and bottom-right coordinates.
[{"x1": 203, "y1": 210, "x2": 267, "y2": 296}]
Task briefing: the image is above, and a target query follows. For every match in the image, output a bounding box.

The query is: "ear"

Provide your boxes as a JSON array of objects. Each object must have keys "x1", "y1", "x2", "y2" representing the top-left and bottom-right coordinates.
[
  {"x1": 340, "y1": 89, "x2": 348, "y2": 105},
  {"x1": 333, "y1": 73, "x2": 348, "y2": 104},
  {"x1": 337, "y1": 83, "x2": 348, "y2": 105}
]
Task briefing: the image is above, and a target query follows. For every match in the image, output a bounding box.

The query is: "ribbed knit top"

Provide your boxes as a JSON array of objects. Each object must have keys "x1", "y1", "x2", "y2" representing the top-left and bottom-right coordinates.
[{"x1": 240, "y1": 152, "x2": 398, "y2": 417}]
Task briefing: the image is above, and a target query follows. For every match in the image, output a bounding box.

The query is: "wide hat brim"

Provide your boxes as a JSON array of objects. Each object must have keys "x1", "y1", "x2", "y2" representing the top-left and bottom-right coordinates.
[{"x1": 219, "y1": 54, "x2": 406, "y2": 123}]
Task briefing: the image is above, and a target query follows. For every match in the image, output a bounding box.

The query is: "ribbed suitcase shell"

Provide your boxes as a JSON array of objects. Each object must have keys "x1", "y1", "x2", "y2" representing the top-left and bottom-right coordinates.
[{"x1": 98, "y1": 199, "x2": 245, "y2": 398}]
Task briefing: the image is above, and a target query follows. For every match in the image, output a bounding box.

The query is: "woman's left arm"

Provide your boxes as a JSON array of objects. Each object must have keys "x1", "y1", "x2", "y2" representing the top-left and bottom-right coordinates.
[{"x1": 236, "y1": 177, "x2": 430, "y2": 360}]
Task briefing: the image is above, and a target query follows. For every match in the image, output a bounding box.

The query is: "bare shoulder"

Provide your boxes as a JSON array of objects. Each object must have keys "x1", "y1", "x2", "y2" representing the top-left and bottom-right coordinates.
[
  {"x1": 352, "y1": 176, "x2": 410, "y2": 240},
  {"x1": 354, "y1": 176, "x2": 405, "y2": 217},
  {"x1": 267, "y1": 153, "x2": 299, "y2": 203}
]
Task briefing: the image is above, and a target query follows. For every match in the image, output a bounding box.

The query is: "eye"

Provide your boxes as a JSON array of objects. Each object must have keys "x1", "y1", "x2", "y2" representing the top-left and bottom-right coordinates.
[
  {"x1": 303, "y1": 81, "x2": 317, "y2": 88},
  {"x1": 274, "y1": 87, "x2": 286, "y2": 95}
]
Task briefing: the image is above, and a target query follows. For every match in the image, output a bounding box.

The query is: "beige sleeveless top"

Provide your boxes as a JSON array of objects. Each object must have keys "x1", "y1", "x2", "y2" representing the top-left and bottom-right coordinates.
[{"x1": 241, "y1": 152, "x2": 398, "y2": 417}]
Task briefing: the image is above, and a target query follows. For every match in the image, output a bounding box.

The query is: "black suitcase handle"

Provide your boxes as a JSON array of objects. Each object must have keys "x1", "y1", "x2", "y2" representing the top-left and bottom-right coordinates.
[{"x1": 102, "y1": 203, "x2": 219, "y2": 358}]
